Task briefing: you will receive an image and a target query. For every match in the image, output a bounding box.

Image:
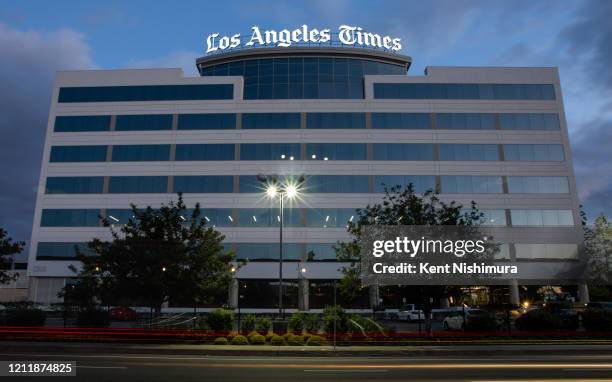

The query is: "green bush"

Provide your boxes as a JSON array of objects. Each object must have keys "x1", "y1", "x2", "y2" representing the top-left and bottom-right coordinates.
[
  {"x1": 288, "y1": 312, "x2": 304, "y2": 333},
  {"x1": 282, "y1": 332, "x2": 294, "y2": 341},
  {"x1": 207, "y1": 309, "x2": 234, "y2": 332},
  {"x1": 249, "y1": 333, "x2": 266, "y2": 345},
  {"x1": 465, "y1": 314, "x2": 498, "y2": 331},
  {"x1": 287, "y1": 334, "x2": 305, "y2": 346},
  {"x1": 265, "y1": 332, "x2": 277, "y2": 342},
  {"x1": 270, "y1": 335, "x2": 285, "y2": 345},
  {"x1": 214, "y1": 337, "x2": 229, "y2": 345},
  {"x1": 241, "y1": 314, "x2": 256, "y2": 333},
  {"x1": 323, "y1": 306, "x2": 349, "y2": 335},
  {"x1": 4, "y1": 308, "x2": 46, "y2": 326},
  {"x1": 515, "y1": 309, "x2": 561, "y2": 331},
  {"x1": 583, "y1": 309, "x2": 612, "y2": 331},
  {"x1": 306, "y1": 335, "x2": 326, "y2": 346},
  {"x1": 255, "y1": 316, "x2": 271, "y2": 334},
  {"x1": 304, "y1": 314, "x2": 320, "y2": 333},
  {"x1": 231, "y1": 335, "x2": 248, "y2": 345},
  {"x1": 76, "y1": 309, "x2": 110, "y2": 327}
]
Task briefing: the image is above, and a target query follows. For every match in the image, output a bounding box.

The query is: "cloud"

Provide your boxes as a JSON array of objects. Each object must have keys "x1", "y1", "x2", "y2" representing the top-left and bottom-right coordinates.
[
  {"x1": 125, "y1": 50, "x2": 201, "y2": 76},
  {"x1": 0, "y1": 23, "x2": 95, "y2": 250}
]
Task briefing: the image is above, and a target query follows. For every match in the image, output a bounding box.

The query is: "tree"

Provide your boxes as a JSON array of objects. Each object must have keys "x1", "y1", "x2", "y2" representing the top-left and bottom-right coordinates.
[
  {"x1": 585, "y1": 214, "x2": 612, "y2": 284},
  {"x1": 335, "y1": 184, "x2": 491, "y2": 332},
  {"x1": 0, "y1": 228, "x2": 25, "y2": 285},
  {"x1": 63, "y1": 194, "x2": 236, "y2": 315}
]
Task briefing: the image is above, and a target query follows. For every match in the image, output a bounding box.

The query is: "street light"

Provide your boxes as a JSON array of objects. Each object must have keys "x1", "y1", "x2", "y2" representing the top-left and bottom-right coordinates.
[{"x1": 257, "y1": 174, "x2": 305, "y2": 319}]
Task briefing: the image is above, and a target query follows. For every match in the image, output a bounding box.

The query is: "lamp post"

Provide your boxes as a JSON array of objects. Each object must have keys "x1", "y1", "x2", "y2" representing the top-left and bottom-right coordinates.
[{"x1": 257, "y1": 174, "x2": 305, "y2": 319}]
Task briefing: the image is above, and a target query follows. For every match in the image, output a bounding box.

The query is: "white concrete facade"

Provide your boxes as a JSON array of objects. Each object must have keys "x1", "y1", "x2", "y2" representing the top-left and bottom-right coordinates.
[{"x1": 27, "y1": 57, "x2": 585, "y2": 307}]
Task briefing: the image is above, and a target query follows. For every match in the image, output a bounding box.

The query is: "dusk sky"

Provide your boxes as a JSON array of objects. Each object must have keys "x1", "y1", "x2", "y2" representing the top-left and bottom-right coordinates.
[{"x1": 0, "y1": 0, "x2": 610, "y2": 247}]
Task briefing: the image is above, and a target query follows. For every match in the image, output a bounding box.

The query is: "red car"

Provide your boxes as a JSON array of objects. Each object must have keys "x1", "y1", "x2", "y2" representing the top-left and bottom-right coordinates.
[{"x1": 108, "y1": 307, "x2": 137, "y2": 321}]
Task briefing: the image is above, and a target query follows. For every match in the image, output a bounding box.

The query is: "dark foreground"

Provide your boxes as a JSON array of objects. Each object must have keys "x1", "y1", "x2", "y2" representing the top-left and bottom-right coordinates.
[{"x1": 2, "y1": 342, "x2": 612, "y2": 381}]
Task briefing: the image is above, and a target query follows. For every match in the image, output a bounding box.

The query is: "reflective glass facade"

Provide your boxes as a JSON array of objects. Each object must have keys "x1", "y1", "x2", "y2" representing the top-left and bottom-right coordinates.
[
  {"x1": 40, "y1": 209, "x2": 101, "y2": 227},
  {"x1": 175, "y1": 144, "x2": 235, "y2": 161},
  {"x1": 374, "y1": 83, "x2": 556, "y2": 100},
  {"x1": 507, "y1": 176, "x2": 569, "y2": 194},
  {"x1": 49, "y1": 145, "x2": 107, "y2": 162},
  {"x1": 200, "y1": 57, "x2": 405, "y2": 99},
  {"x1": 54, "y1": 115, "x2": 111, "y2": 132},
  {"x1": 108, "y1": 176, "x2": 168, "y2": 193},
  {"x1": 112, "y1": 145, "x2": 171, "y2": 161},
  {"x1": 305, "y1": 143, "x2": 367, "y2": 160},
  {"x1": 500, "y1": 113, "x2": 560, "y2": 130},
  {"x1": 306, "y1": 113, "x2": 365, "y2": 129},
  {"x1": 372, "y1": 113, "x2": 431, "y2": 129},
  {"x1": 240, "y1": 143, "x2": 301, "y2": 160},
  {"x1": 242, "y1": 113, "x2": 300, "y2": 129},
  {"x1": 441, "y1": 176, "x2": 503, "y2": 193},
  {"x1": 45, "y1": 177, "x2": 104, "y2": 194},
  {"x1": 374, "y1": 175, "x2": 435, "y2": 193},
  {"x1": 372, "y1": 144, "x2": 433, "y2": 160},
  {"x1": 174, "y1": 176, "x2": 234, "y2": 193},
  {"x1": 503, "y1": 144, "x2": 565, "y2": 161},
  {"x1": 439, "y1": 144, "x2": 499, "y2": 161},
  {"x1": 178, "y1": 114, "x2": 236, "y2": 130},
  {"x1": 115, "y1": 114, "x2": 173, "y2": 131},
  {"x1": 510, "y1": 209, "x2": 574, "y2": 226},
  {"x1": 436, "y1": 113, "x2": 496, "y2": 130}
]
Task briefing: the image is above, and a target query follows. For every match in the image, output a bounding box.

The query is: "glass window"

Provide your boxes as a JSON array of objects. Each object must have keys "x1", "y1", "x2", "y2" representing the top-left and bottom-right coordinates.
[
  {"x1": 373, "y1": 144, "x2": 433, "y2": 160},
  {"x1": 306, "y1": 208, "x2": 356, "y2": 228},
  {"x1": 175, "y1": 144, "x2": 235, "y2": 161},
  {"x1": 439, "y1": 144, "x2": 499, "y2": 161},
  {"x1": 307, "y1": 176, "x2": 369, "y2": 193},
  {"x1": 306, "y1": 113, "x2": 366, "y2": 129},
  {"x1": 441, "y1": 176, "x2": 503, "y2": 193},
  {"x1": 40, "y1": 209, "x2": 101, "y2": 227},
  {"x1": 174, "y1": 176, "x2": 233, "y2": 193},
  {"x1": 58, "y1": 84, "x2": 233, "y2": 102},
  {"x1": 305, "y1": 243, "x2": 337, "y2": 261},
  {"x1": 507, "y1": 176, "x2": 569, "y2": 193},
  {"x1": 233, "y1": 243, "x2": 301, "y2": 261},
  {"x1": 514, "y1": 244, "x2": 579, "y2": 259},
  {"x1": 112, "y1": 145, "x2": 170, "y2": 161},
  {"x1": 36, "y1": 242, "x2": 93, "y2": 260},
  {"x1": 108, "y1": 176, "x2": 168, "y2": 193},
  {"x1": 460, "y1": 209, "x2": 507, "y2": 226},
  {"x1": 238, "y1": 208, "x2": 302, "y2": 227},
  {"x1": 241, "y1": 113, "x2": 300, "y2": 129},
  {"x1": 45, "y1": 177, "x2": 104, "y2": 194},
  {"x1": 115, "y1": 114, "x2": 173, "y2": 131},
  {"x1": 178, "y1": 114, "x2": 236, "y2": 130},
  {"x1": 54, "y1": 115, "x2": 110, "y2": 132},
  {"x1": 49, "y1": 146, "x2": 107, "y2": 162},
  {"x1": 238, "y1": 279, "x2": 298, "y2": 309},
  {"x1": 374, "y1": 175, "x2": 435, "y2": 193},
  {"x1": 500, "y1": 113, "x2": 560, "y2": 130},
  {"x1": 503, "y1": 144, "x2": 565, "y2": 161},
  {"x1": 240, "y1": 143, "x2": 301, "y2": 160},
  {"x1": 371, "y1": 113, "x2": 431, "y2": 129},
  {"x1": 198, "y1": 209, "x2": 234, "y2": 227},
  {"x1": 306, "y1": 143, "x2": 367, "y2": 160},
  {"x1": 374, "y1": 83, "x2": 556, "y2": 100},
  {"x1": 511, "y1": 209, "x2": 574, "y2": 226},
  {"x1": 105, "y1": 209, "x2": 139, "y2": 225},
  {"x1": 436, "y1": 113, "x2": 496, "y2": 130}
]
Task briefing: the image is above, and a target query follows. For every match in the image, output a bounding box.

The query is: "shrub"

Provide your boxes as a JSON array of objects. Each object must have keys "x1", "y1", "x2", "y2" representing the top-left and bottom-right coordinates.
[
  {"x1": 207, "y1": 309, "x2": 234, "y2": 332},
  {"x1": 4, "y1": 307, "x2": 46, "y2": 326},
  {"x1": 76, "y1": 309, "x2": 110, "y2": 328},
  {"x1": 249, "y1": 333, "x2": 266, "y2": 345},
  {"x1": 241, "y1": 314, "x2": 256, "y2": 333},
  {"x1": 582, "y1": 309, "x2": 612, "y2": 331},
  {"x1": 465, "y1": 314, "x2": 498, "y2": 332},
  {"x1": 226, "y1": 331, "x2": 239, "y2": 341},
  {"x1": 323, "y1": 306, "x2": 349, "y2": 335},
  {"x1": 287, "y1": 334, "x2": 305, "y2": 346},
  {"x1": 306, "y1": 335, "x2": 326, "y2": 346},
  {"x1": 231, "y1": 335, "x2": 248, "y2": 345},
  {"x1": 304, "y1": 314, "x2": 320, "y2": 333},
  {"x1": 515, "y1": 309, "x2": 561, "y2": 331},
  {"x1": 255, "y1": 316, "x2": 271, "y2": 334},
  {"x1": 246, "y1": 331, "x2": 259, "y2": 342},
  {"x1": 282, "y1": 332, "x2": 294, "y2": 341},
  {"x1": 214, "y1": 337, "x2": 229, "y2": 345},
  {"x1": 270, "y1": 335, "x2": 285, "y2": 345},
  {"x1": 265, "y1": 332, "x2": 277, "y2": 342},
  {"x1": 288, "y1": 312, "x2": 304, "y2": 333}
]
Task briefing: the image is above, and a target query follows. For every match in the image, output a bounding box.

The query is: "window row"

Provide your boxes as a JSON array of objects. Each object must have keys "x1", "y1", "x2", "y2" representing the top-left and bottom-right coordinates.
[
  {"x1": 39, "y1": 208, "x2": 574, "y2": 227},
  {"x1": 58, "y1": 84, "x2": 234, "y2": 103},
  {"x1": 34, "y1": 241, "x2": 579, "y2": 261},
  {"x1": 53, "y1": 113, "x2": 561, "y2": 132},
  {"x1": 373, "y1": 83, "x2": 556, "y2": 100},
  {"x1": 44, "y1": 175, "x2": 570, "y2": 195},
  {"x1": 48, "y1": 143, "x2": 566, "y2": 162}
]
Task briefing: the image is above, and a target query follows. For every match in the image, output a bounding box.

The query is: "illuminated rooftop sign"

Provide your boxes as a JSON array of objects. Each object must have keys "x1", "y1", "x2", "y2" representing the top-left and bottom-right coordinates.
[{"x1": 206, "y1": 25, "x2": 402, "y2": 54}]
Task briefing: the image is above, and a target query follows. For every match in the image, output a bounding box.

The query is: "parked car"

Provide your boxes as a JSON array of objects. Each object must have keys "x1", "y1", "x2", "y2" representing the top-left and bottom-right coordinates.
[
  {"x1": 442, "y1": 309, "x2": 488, "y2": 330},
  {"x1": 108, "y1": 306, "x2": 137, "y2": 321},
  {"x1": 397, "y1": 304, "x2": 424, "y2": 321},
  {"x1": 586, "y1": 302, "x2": 612, "y2": 311}
]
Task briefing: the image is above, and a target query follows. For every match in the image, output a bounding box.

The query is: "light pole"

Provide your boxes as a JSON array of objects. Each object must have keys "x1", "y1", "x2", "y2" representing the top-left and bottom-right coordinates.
[{"x1": 257, "y1": 174, "x2": 305, "y2": 319}]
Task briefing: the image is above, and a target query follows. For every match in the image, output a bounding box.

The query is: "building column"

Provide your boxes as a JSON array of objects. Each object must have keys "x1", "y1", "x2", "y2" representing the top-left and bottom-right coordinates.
[
  {"x1": 298, "y1": 279, "x2": 309, "y2": 311},
  {"x1": 369, "y1": 285, "x2": 380, "y2": 309},
  {"x1": 578, "y1": 283, "x2": 590, "y2": 303},
  {"x1": 228, "y1": 278, "x2": 238, "y2": 308},
  {"x1": 509, "y1": 280, "x2": 520, "y2": 306}
]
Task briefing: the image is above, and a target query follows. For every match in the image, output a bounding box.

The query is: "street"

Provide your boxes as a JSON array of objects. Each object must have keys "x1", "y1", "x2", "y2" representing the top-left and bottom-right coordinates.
[{"x1": 2, "y1": 343, "x2": 612, "y2": 381}]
